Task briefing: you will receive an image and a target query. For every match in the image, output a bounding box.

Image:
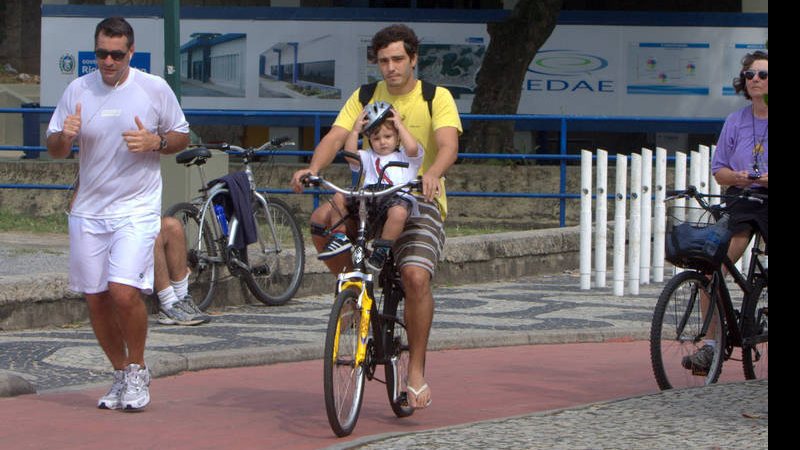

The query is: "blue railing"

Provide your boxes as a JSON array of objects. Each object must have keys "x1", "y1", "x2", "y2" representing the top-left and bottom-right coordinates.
[{"x1": 0, "y1": 107, "x2": 725, "y2": 227}]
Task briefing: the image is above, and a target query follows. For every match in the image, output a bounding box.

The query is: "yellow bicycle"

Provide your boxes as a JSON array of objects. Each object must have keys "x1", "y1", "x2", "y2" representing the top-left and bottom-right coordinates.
[{"x1": 302, "y1": 155, "x2": 421, "y2": 437}]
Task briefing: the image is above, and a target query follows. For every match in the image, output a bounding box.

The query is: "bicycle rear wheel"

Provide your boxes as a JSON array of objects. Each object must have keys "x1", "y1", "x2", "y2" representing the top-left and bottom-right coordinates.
[
  {"x1": 650, "y1": 271, "x2": 725, "y2": 390},
  {"x1": 382, "y1": 282, "x2": 414, "y2": 418},
  {"x1": 324, "y1": 287, "x2": 367, "y2": 437},
  {"x1": 164, "y1": 202, "x2": 219, "y2": 310},
  {"x1": 742, "y1": 278, "x2": 768, "y2": 380},
  {"x1": 240, "y1": 197, "x2": 305, "y2": 306}
]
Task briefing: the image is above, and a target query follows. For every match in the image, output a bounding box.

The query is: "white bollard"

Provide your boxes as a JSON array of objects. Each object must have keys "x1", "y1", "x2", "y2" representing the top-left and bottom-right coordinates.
[
  {"x1": 689, "y1": 150, "x2": 703, "y2": 224},
  {"x1": 640, "y1": 147, "x2": 653, "y2": 285},
  {"x1": 698, "y1": 145, "x2": 710, "y2": 196},
  {"x1": 580, "y1": 150, "x2": 593, "y2": 289},
  {"x1": 709, "y1": 144, "x2": 721, "y2": 203},
  {"x1": 595, "y1": 149, "x2": 608, "y2": 288},
  {"x1": 652, "y1": 147, "x2": 668, "y2": 282},
  {"x1": 628, "y1": 153, "x2": 642, "y2": 295},
  {"x1": 673, "y1": 151, "x2": 687, "y2": 276},
  {"x1": 613, "y1": 154, "x2": 628, "y2": 296}
]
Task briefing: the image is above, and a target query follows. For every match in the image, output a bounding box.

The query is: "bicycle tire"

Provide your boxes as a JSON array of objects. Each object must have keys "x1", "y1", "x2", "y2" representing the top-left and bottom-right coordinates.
[
  {"x1": 323, "y1": 287, "x2": 367, "y2": 437},
  {"x1": 742, "y1": 278, "x2": 768, "y2": 380},
  {"x1": 650, "y1": 271, "x2": 725, "y2": 390},
  {"x1": 240, "y1": 197, "x2": 305, "y2": 306},
  {"x1": 164, "y1": 202, "x2": 219, "y2": 310},
  {"x1": 382, "y1": 283, "x2": 414, "y2": 418}
]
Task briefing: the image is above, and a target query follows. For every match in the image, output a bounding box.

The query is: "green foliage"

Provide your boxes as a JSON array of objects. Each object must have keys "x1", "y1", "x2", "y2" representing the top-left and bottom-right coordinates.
[{"x1": 0, "y1": 209, "x2": 68, "y2": 234}]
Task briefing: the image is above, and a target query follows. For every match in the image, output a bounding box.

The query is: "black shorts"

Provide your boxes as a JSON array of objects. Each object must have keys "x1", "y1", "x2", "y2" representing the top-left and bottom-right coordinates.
[{"x1": 725, "y1": 186, "x2": 768, "y2": 247}]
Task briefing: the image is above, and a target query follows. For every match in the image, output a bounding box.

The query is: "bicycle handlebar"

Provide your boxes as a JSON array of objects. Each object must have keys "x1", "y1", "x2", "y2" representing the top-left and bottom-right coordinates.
[
  {"x1": 195, "y1": 136, "x2": 295, "y2": 153},
  {"x1": 300, "y1": 174, "x2": 422, "y2": 199},
  {"x1": 665, "y1": 185, "x2": 768, "y2": 205}
]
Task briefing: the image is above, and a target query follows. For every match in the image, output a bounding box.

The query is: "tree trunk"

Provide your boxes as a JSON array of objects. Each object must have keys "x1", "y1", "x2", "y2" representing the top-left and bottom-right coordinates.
[{"x1": 464, "y1": 0, "x2": 563, "y2": 155}]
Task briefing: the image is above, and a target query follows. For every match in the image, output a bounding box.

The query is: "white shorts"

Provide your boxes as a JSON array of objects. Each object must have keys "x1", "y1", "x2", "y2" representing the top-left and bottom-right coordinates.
[{"x1": 68, "y1": 213, "x2": 161, "y2": 295}]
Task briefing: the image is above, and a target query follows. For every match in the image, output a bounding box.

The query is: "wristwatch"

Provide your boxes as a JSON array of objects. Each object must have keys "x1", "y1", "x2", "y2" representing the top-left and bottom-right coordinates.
[{"x1": 157, "y1": 135, "x2": 168, "y2": 152}]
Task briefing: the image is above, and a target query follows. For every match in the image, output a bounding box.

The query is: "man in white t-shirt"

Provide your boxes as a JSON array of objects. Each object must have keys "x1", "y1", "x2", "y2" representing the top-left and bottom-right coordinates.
[{"x1": 46, "y1": 16, "x2": 189, "y2": 411}]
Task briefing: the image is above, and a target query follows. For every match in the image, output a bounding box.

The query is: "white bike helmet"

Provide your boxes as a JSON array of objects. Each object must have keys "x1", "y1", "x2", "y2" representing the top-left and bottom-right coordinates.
[{"x1": 363, "y1": 101, "x2": 393, "y2": 134}]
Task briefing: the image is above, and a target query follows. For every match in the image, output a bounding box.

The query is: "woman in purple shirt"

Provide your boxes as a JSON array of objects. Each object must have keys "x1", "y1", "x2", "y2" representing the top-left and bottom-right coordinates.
[
  {"x1": 682, "y1": 50, "x2": 769, "y2": 374},
  {"x1": 711, "y1": 50, "x2": 768, "y2": 256}
]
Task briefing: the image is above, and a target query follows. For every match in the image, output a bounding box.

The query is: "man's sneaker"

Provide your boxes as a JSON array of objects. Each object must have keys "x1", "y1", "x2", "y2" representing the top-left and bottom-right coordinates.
[
  {"x1": 180, "y1": 295, "x2": 212, "y2": 323},
  {"x1": 97, "y1": 370, "x2": 126, "y2": 410},
  {"x1": 318, "y1": 233, "x2": 352, "y2": 260},
  {"x1": 158, "y1": 300, "x2": 205, "y2": 326},
  {"x1": 681, "y1": 344, "x2": 715, "y2": 374},
  {"x1": 121, "y1": 364, "x2": 151, "y2": 411},
  {"x1": 366, "y1": 246, "x2": 390, "y2": 273}
]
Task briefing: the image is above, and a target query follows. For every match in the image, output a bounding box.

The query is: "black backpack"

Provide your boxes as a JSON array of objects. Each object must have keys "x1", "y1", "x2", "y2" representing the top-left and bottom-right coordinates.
[{"x1": 358, "y1": 80, "x2": 437, "y2": 117}]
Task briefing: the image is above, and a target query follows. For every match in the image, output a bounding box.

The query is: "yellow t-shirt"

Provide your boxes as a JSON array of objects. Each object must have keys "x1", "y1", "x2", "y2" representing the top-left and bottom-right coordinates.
[{"x1": 333, "y1": 80, "x2": 462, "y2": 218}]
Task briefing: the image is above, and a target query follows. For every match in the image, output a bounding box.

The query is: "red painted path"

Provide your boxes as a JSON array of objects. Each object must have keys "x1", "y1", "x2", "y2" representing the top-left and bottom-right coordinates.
[{"x1": 0, "y1": 341, "x2": 745, "y2": 449}]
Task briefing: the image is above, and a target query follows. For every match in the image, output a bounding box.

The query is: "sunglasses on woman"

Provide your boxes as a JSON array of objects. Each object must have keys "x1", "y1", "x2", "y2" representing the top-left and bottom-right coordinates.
[
  {"x1": 742, "y1": 69, "x2": 768, "y2": 81},
  {"x1": 95, "y1": 49, "x2": 128, "y2": 61}
]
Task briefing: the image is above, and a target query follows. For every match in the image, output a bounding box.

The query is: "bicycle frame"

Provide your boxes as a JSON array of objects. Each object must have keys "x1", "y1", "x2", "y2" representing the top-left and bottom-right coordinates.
[{"x1": 690, "y1": 230, "x2": 767, "y2": 353}]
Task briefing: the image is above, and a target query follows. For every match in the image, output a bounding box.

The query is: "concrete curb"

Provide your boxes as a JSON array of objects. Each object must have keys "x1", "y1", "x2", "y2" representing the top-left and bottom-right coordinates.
[{"x1": 1, "y1": 227, "x2": 582, "y2": 331}]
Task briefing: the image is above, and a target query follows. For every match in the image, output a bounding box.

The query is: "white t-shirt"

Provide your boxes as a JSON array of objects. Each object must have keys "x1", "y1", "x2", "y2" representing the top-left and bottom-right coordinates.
[
  {"x1": 351, "y1": 144, "x2": 425, "y2": 187},
  {"x1": 47, "y1": 68, "x2": 189, "y2": 219}
]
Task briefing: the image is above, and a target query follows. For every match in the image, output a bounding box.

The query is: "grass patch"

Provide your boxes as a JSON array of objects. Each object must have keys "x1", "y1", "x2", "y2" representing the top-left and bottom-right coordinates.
[{"x1": 0, "y1": 208, "x2": 68, "y2": 234}]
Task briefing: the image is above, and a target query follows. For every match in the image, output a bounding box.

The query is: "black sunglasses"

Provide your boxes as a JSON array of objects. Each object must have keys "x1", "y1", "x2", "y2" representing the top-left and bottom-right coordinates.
[
  {"x1": 742, "y1": 69, "x2": 768, "y2": 81},
  {"x1": 95, "y1": 49, "x2": 128, "y2": 61}
]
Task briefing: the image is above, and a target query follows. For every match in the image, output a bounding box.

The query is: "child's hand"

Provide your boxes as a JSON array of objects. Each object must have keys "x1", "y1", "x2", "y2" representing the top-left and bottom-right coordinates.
[
  {"x1": 388, "y1": 108, "x2": 404, "y2": 130},
  {"x1": 353, "y1": 108, "x2": 370, "y2": 134}
]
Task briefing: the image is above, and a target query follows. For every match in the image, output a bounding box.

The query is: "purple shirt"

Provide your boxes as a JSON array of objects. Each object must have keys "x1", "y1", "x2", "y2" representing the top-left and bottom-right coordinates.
[{"x1": 711, "y1": 105, "x2": 769, "y2": 188}]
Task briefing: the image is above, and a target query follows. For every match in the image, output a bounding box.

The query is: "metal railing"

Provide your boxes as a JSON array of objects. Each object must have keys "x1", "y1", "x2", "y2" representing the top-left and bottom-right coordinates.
[{"x1": 0, "y1": 106, "x2": 725, "y2": 227}]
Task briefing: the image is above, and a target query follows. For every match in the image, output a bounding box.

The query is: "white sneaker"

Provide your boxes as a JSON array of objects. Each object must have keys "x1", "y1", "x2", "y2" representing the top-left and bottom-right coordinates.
[
  {"x1": 97, "y1": 370, "x2": 125, "y2": 410},
  {"x1": 121, "y1": 364, "x2": 151, "y2": 411}
]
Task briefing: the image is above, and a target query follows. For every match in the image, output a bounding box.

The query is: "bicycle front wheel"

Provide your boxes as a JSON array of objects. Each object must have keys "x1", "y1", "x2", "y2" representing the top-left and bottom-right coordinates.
[
  {"x1": 650, "y1": 271, "x2": 725, "y2": 390},
  {"x1": 241, "y1": 197, "x2": 305, "y2": 306},
  {"x1": 165, "y1": 202, "x2": 219, "y2": 310},
  {"x1": 382, "y1": 284, "x2": 414, "y2": 418},
  {"x1": 324, "y1": 288, "x2": 367, "y2": 437},
  {"x1": 742, "y1": 278, "x2": 768, "y2": 380}
]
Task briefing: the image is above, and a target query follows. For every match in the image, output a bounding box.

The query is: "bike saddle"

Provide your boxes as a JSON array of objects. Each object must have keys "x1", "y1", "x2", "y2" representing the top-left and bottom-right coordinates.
[{"x1": 176, "y1": 147, "x2": 212, "y2": 166}]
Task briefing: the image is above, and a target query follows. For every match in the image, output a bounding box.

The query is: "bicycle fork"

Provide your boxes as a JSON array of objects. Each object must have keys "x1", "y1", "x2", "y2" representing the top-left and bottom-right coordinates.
[{"x1": 333, "y1": 279, "x2": 373, "y2": 369}]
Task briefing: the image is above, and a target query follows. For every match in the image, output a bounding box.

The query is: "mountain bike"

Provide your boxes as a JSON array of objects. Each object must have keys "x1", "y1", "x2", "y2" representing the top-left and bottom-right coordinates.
[
  {"x1": 650, "y1": 185, "x2": 768, "y2": 390},
  {"x1": 301, "y1": 153, "x2": 421, "y2": 437},
  {"x1": 165, "y1": 137, "x2": 305, "y2": 309}
]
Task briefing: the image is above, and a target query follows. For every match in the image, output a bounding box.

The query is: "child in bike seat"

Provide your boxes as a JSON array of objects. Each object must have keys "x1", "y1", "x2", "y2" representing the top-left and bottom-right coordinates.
[{"x1": 317, "y1": 101, "x2": 424, "y2": 273}]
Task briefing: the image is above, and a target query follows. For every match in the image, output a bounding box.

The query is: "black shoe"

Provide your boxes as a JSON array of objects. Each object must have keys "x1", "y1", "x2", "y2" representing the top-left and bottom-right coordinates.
[{"x1": 681, "y1": 344, "x2": 715, "y2": 374}]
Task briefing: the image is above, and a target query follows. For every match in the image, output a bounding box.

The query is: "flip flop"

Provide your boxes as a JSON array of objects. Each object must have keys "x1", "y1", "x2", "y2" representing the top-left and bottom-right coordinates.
[{"x1": 407, "y1": 383, "x2": 432, "y2": 408}]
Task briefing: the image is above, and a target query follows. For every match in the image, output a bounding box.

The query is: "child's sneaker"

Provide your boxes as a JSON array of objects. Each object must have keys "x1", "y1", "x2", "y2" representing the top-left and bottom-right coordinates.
[
  {"x1": 318, "y1": 232, "x2": 352, "y2": 260},
  {"x1": 366, "y1": 246, "x2": 390, "y2": 273}
]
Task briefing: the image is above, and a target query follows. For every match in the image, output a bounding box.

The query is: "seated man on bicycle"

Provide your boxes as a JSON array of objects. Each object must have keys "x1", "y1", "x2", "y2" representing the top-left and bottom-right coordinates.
[
  {"x1": 317, "y1": 101, "x2": 424, "y2": 273},
  {"x1": 291, "y1": 24, "x2": 461, "y2": 409}
]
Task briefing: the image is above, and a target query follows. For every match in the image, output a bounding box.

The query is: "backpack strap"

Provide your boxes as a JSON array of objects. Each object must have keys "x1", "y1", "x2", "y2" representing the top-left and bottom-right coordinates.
[
  {"x1": 358, "y1": 80, "x2": 437, "y2": 117},
  {"x1": 358, "y1": 81, "x2": 378, "y2": 107},
  {"x1": 421, "y1": 80, "x2": 436, "y2": 117}
]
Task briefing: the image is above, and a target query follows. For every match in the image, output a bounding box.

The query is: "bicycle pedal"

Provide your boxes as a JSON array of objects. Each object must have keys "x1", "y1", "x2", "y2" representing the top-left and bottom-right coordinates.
[{"x1": 691, "y1": 368, "x2": 709, "y2": 376}]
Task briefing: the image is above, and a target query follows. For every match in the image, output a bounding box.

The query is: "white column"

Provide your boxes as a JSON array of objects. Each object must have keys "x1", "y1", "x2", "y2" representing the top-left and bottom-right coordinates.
[
  {"x1": 673, "y1": 151, "x2": 687, "y2": 276},
  {"x1": 689, "y1": 150, "x2": 703, "y2": 224},
  {"x1": 628, "y1": 153, "x2": 642, "y2": 295},
  {"x1": 580, "y1": 150, "x2": 593, "y2": 290},
  {"x1": 652, "y1": 147, "x2": 668, "y2": 282},
  {"x1": 698, "y1": 144, "x2": 710, "y2": 196},
  {"x1": 709, "y1": 144, "x2": 721, "y2": 203},
  {"x1": 640, "y1": 147, "x2": 653, "y2": 285},
  {"x1": 613, "y1": 154, "x2": 628, "y2": 296},
  {"x1": 595, "y1": 149, "x2": 608, "y2": 288}
]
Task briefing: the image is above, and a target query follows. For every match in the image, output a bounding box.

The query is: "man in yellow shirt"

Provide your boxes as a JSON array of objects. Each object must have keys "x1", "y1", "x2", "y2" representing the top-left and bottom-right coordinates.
[{"x1": 291, "y1": 24, "x2": 461, "y2": 409}]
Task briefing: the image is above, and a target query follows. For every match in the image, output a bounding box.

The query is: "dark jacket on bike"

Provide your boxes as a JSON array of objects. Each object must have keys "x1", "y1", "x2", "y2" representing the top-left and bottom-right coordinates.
[{"x1": 209, "y1": 171, "x2": 257, "y2": 250}]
